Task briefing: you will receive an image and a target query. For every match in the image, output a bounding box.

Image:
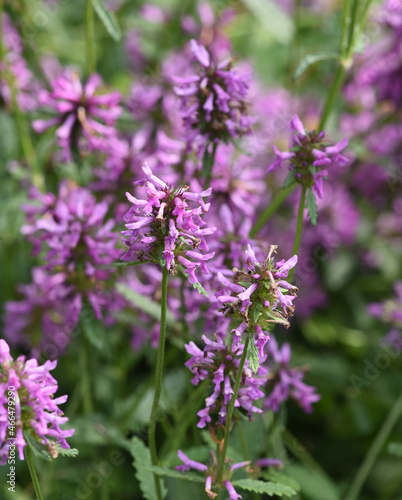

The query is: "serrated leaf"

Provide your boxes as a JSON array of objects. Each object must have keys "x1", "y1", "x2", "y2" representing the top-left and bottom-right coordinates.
[
  {"x1": 24, "y1": 431, "x2": 52, "y2": 462},
  {"x1": 306, "y1": 189, "x2": 318, "y2": 226},
  {"x1": 116, "y1": 283, "x2": 176, "y2": 325},
  {"x1": 388, "y1": 442, "x2": 402, "y2": 457},
  {"x1": 55, "y1": 445, "x2": 79, "y2": 458},
  {"x1": 293, "y1": 53, "x2": 339, "y2": 80},
  {"x1": 247, "y1": 336, "x2": 260, "y2": 373},
  {"x1": 129, "y1": 438, "x2": 167, "y2": 500},
  {"x1": 142, "y1": 465, "x2": 204, "y2": 483},
  {"x1": 282, "y1": 170, "x2": 296, "y2": 189},
  {"x1": 253, "y1": 303, "x2": 261, "y2": 322},
  {"x1": 91, "y1": 0, "x2": 121, "y2": 41},
  {"x1": 263, "y1": 470, "x2": 300, "y2": 492},
  {"x1": 232, "y1": 479, "x2": 296, "y2": 497}
]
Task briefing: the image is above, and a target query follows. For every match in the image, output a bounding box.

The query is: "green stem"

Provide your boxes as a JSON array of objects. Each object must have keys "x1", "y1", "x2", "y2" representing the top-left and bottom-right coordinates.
[
  {"x1": 318, "y1": 64, "x2": 346, "y2": 131},
  {"x1": 345, "y1": 391, "x2": 402, "y2": 500},
  {"x1": 203, "y1": 142, "x2": 218, "y2": 190},
  {"x1": 148, "y1": 266, "x2": 169, "y2": 500},
  {"x1": 79, "y1": 324, "x2": 94, "y2": 415},
  {"x1": 289, "y1": 187, "x2": 306, "y2": 280},
  {"x1": 26, "y1": 446, "x2": 45, "y2": 500},
  {"x1": 217, "y1": 332, "x2": 251, "y2": 484},
  {"x1": 86, "y1": 0, "x2": 96, "y2": 75},
  {"x1": 250, "y1": 184, "x2": 297, "y2": 238}
]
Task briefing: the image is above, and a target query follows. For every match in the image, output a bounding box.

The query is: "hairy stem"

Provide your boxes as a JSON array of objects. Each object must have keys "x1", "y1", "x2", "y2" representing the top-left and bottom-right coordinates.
[
  {"x1": 217, "y1": 332, "x2": 251, "y2": 483},
  {"x1": 26, "y1": 446, "x2": 45, "y2": 500},
  {"x1": 148, "y1": 266, "x2": 169, "y2": 500},
  {"x1": 250, "y1": 184, "x2": 297, "y2": 238},
  {"x1": 289, "y1": 187, "x2": 306, "y2": 280},
  {"x1": 345, "y1": 391, "x2": 402, "y2": 500}
]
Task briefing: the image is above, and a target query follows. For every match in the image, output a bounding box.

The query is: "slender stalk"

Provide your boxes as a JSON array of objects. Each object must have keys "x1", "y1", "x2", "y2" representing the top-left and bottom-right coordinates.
[
  {"x1": 79, "y1": 323, "x2": 94, "y2": 415},
  {"x1": 288, "y1": 187, "x2": 306, "y2": 281},
  {"x1": 217, "y1": 332, "x2": 251, "y2": 484},
  {"x1": 250, "y1": 184, "x2": 297, "y2": 238},
  {"x1": 318, "y1": 64, "x2": 346, "y2": 131},
  {"x1": 148, "y1": 266, "x2": 169, "y2": 500},
  {"x1": 345, "y1": 391, "x2": 402, "y2": 500},
  {"x1": 26, "y1": 446, "x2": 45, "y2": 500},
  {"x1": 86, "y1": 0, "x2": 96, "y2": 75},
  {"x1": 203, "y1": 142, "x2": 218, "y2": 190}
]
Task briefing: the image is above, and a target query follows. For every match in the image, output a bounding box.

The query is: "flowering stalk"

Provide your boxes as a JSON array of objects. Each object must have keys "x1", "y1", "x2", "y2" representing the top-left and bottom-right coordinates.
[
  {"x1": 250, "y1": 184, "x2": 297, "y2": 238},
  {"x1": 217, "y1": 330, "x2": 251, "y2": 484},
  {"x1": 289, "y1": 187, "x2": 306, "y2": 281},
  {"x1": 148, "y1": 266, "x2": 168, "y2": 500},
  {"x1": 26, "y1": 446, "x2": 45, "y2": 500},
  {"x1": 86, "y1": 0, "x2": 96, "y2": 74}
]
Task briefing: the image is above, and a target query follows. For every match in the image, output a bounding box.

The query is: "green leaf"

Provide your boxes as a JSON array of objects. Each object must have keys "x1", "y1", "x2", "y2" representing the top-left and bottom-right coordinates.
[
  {"x1": 142, "y1": 465, "x2": 204, "y2": 483},
  {"x1": 293, "y1": 53, "x2": 339, "y2": 80},
  {"x1": 306, "y1": 189, "x2": 318, "y2": 226},
  {"x1": 388, "y1": 442, "x2": 402, "y2": 457},
  {"x1": 231, "y1": 479, "x2": 296, "y2": 497},
  {"x1": 286, "y1": 464, "x2": 339, "y2": 500},
  {"x1": 116, "y1": 283, "x2": 176, "y2": 325},
  {"x1": 55, "y1": 445, "x2": 79, "y2": 458},
  {"x1": 282, "y1": 170, "x2": 296, "y2": 189},
  {"x1": 129, "y1": 438, "x2": 167, "y2": 500},
  {"x1": 253, "y1": 303, "x2": 261, "y2": 323},
  {"x1": 24, "y1": 431, "x2": 52, "y2": 462},
  {"x1": 263, "y1": 470, "x2": 300, "y2": 492},
  {"x1": 247, "y1": 336, "x2": 260, "y2": 373},
  {"x1": 241, "y1": 0, "x2": 294, "y2": 44},
  {"x1": 79, "y1": 306, "x2": 109, "y2": 354},
  {"x1": 201, "y1": 147, "x2": 212, "y2": 178},
  {"x1": 91, "y1": 0, "x2": 121, "y2": 41}
]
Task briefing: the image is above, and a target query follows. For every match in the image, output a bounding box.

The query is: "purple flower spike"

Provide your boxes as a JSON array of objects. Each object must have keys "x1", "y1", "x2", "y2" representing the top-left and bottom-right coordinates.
[
  {"x1": 0, "y1": 339, "x2": 74, "y2": 465},
  {"x1": 121, "y1": 162, "x2": 215, "y2": 284},
  {"x1": 173, "y1": 40, "x2": 255, "y2": 157},
  {"x1": 32, "y1": 70, "x2": 122, "y2": 158},
  {"x1": 268, "y1": 114, "x2": 348, "y2": 201}
]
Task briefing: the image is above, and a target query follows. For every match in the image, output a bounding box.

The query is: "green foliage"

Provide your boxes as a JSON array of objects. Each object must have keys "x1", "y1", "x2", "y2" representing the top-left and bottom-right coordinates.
[
  {"x1": 306, "y1": 188, "x2": 318, "y2": 226},
  {"x1": 388, "y1": 442, "x2": 402, "y2": 458},
  {"x1": 24, "y1": 432, "x2": 52, "y2": 462},
  {"x1": 142, "y1": 465, "x2": 205, "y2": 483},
  {"x1": 91, "y1": 0, "x2": 122, "y2": 41},
  {"x1": 293, "y1": 53, "x2": 339, "y2": 80},
  {"x1": 231, "y1": 478, "x2": 297, "y2": 496},
  {"x1": 247, "y1": 335, "x2": 260, "y2": 373}
]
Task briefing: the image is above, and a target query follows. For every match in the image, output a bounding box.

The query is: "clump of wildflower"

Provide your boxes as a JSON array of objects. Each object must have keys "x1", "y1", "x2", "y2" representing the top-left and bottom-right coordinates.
[
  {"x1": 176, "y1": 449, "x2": 282, "y2": 499},
  {"x1": 22, "y1": 181, "x2": 120, "y2": 318},
  {"x1": 185, "y1": 332, "x2": 266, "y2": 429},
  {"x1": 216, "y1": 245, "x2": 298, "y2": 348},
  {"x1": 121, "y1": 162, "x2": 216, "y2": 284},
  {"x1": 264, "y1": 336, "x2": 320, "y2": 413},
  {"x1": 4, "y1": 267, "x2": 81, "y2": 358},
  {"x1": 268, "y1": 115, "x2": 348, "y2": 200},
  {"x1": 32, "y1": 71, "x2": 122, "y2": 158},
  {"x1": 0, "y1": 339, "x2": 74, "y2": 464},
  {"x1": 173, "y1": 40, "x2": 255, "y2": 156}
]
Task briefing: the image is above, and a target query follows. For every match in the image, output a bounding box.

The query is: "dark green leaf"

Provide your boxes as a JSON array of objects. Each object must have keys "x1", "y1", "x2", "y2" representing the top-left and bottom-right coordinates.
[
  {"x1": 231, "y1": 479, "x2": 296, "y2": 496},
  {"x1": 79, "y1": 306, "x2": 109, "y2": 353},
  {"x1": 177, "y1": 266, "x2": 209, "y2": 298},
  {"x1": 263, "y1": 470, "x2": 300, "y2": 492},
  {"x1": 247, "y1": 336, "x2": 260, "y2": 373},
  {"x1": 306, "y1": 189, "x2": 318, "y2": 226},
  {"x1": 142, "y1": 465, "x2": 204, "y2": 483},
  {"x1": 253, "y1": 303, "x2": 261, "y2": 323},
  {"x1": 91, "y1": 0, "x2": 121, "y2": 41},
  {"x1": 24, "y1": 431, "x2": 52, "y2": 462},
  {"x1": 293, "y1": 53, "x2": 339, "y2": 80},
  {"x1": 129, "y1": 438, "x2": 167, "y2": 500},
  {"x1": 282, "y1": 170, "x2": 296, "y2": 189}
]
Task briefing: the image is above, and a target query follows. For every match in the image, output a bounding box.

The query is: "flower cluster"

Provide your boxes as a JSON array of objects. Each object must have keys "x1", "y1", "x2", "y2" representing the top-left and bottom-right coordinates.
[
  {"x1": 0, "y1": 339, "x2": 74, "y2": 465},
  {"x1": 216, "y1": 245, "x2": 298, "y2": 349},
  {"x1": 269, "y1": 115, "x2": 348, "y2": 200},
  {"x1": 185, "y1": 332, "x2": 266, "y2": 429},
  {"x1": 264, "y1": 336, "x2": 320, "y2": 413},
  {"x1": 121, "y1": 162, "x2": 216, "y2": 284},
  {"x1": 173, "y1": 40, "x2": 255, "y2": 156},
  {"x1": 32, "y1": 71, "x2": 122, "y2": 158}
]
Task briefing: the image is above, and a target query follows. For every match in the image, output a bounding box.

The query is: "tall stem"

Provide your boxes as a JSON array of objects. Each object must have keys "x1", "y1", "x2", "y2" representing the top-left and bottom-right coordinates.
[
  {"x1": 86, "y1": 0, "x2": 96, "y2": 75},
  {"x1": 318, "y1": 64, "x2": 346, "y2": 132},
  {"x1": 250, "y1": 184, "x2": 296, "y2": 238},
  {"x1": 345, "y1": 391, "x2": 402, "y2": 500},
  {"x1": 26, "y1": 446, "x2": 45, "y2": 500},
  {"x1": 79, "y1": 326, "x2": 94, "y2": 415},
  {"x1": 217, "y1": 332, "x2": 251, "y2": 484},
  {"x1": 289, "y1": 187, "x2": 306, "y2": 280},
  {"x1": 148, "y1": 266, "x2": 169, "y2": 500}
]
